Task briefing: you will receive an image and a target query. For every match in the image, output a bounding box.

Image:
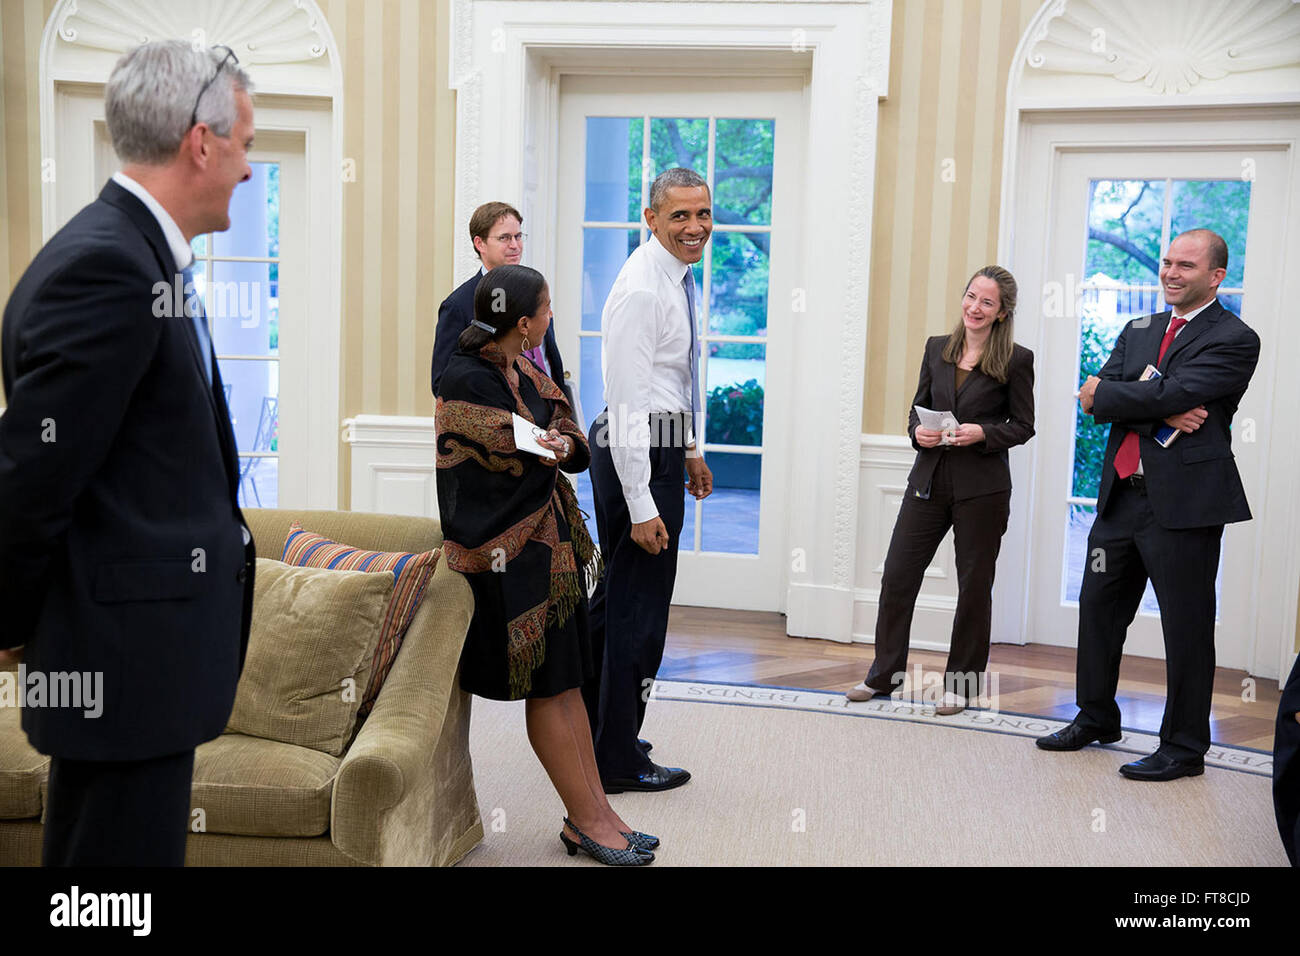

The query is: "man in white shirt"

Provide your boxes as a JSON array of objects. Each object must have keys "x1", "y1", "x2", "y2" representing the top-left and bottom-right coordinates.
[{"x1": 583, "y1": 168, "x2": 714, "y2": 792}]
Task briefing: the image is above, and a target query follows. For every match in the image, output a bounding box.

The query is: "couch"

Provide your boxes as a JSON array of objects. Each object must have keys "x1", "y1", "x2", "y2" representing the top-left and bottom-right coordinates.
[{"x1": 0, "y1": 508, "x2": 483, "y2": 866}]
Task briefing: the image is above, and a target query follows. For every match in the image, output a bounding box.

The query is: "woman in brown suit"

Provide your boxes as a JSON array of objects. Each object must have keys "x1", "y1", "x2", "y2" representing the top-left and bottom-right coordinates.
[{"x1": 847, "y1": 266, "x2": 1034, "y2": 715}]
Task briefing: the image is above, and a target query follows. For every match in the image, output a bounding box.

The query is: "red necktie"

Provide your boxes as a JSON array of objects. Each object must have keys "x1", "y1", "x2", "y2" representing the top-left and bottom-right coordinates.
[{"x1": 1113, "y1": 316, "x2": 1188, "y2": 479}]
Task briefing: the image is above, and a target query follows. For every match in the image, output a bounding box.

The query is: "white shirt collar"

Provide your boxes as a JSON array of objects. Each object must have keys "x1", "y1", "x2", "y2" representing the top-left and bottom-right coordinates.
[
  {"x1": 111, "y1": 171, "x2": 194, "y2": 273},
  {"x1": 645, "y1": 233, "x2": 690, "y2": 284},
  {"x1": 1171, "y1": 298, "x2": 1215, "y2": 323}
]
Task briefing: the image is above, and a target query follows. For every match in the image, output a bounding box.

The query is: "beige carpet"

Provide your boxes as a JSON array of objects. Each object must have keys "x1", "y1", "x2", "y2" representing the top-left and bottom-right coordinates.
[{"x1": 457, "y1": 681, "x2": 1287, "y2": 867}]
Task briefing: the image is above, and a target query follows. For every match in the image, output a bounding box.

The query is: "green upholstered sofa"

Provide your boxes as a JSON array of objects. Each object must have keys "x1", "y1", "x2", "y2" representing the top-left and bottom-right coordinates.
[{"x1": 0, "y1": 508, "x2": 483, "y2": 866}]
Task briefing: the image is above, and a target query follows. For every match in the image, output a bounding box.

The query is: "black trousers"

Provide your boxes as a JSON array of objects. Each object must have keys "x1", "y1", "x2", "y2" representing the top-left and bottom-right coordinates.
[
  {"x1": 42, "y1": 749, "x2": 195, "y2": 866},
  {"x1": 865, "y1": 456, "x2": 1010, "y2": 697},
  {"x1": 583, "y1": 412, "x2": 686, "y2": 779},
  {"x1": 1075, "y1": 478, "x2": 1222, "y2": 760}
]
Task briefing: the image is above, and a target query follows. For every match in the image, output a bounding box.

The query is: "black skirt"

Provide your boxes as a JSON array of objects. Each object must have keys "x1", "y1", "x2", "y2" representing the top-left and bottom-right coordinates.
[{"x1": 456, "y1": 502, "x2": 595, "y2": 701}]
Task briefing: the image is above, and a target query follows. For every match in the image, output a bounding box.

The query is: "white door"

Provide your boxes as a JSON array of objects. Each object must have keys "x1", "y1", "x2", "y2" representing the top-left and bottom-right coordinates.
[
  {"x1": 555, "y1": 74, "x2": 806, "y2": 611},
  {"x1": 1026, "y1": 147, "x2": 1287, "y2": 671}
]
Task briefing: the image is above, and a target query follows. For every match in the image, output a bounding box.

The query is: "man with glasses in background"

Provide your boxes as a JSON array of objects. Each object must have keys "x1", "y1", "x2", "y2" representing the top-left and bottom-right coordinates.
[
  {"x1": 0, "y1": 40, "x2": 256, "y2": 865},
  {"x1": 431, "y1": 202, "x2": 572, "y2": 403}
]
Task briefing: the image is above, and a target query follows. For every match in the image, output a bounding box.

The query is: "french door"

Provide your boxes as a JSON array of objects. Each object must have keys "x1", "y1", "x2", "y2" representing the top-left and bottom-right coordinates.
[
  {"x1": 555, "y1": 74, "x2": 805, "y2": 611},
  {"x1": 1026, "y1": 145, "x2": 1286, "y2": 670}
]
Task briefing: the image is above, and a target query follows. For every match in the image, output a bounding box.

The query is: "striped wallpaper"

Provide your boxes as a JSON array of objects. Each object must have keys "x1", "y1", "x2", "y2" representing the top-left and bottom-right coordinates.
[{"x1": 864, "y1": 0, "x2": 1042, "y2": 435}]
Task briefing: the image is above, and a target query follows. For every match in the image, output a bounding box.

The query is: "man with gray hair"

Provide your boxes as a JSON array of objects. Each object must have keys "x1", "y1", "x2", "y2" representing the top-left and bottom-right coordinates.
[
  {"x1": 583, "y1": 167, "x2": 714, "y2": 793},
  {"x1": 0, "y1": 40, "x2": 257, "y2": 865}
]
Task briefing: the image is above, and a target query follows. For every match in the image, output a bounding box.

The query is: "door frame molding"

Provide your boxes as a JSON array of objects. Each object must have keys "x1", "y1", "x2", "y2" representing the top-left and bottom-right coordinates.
[{"x1": 451, "y1": 0, "x2": 893, "y2": 638}]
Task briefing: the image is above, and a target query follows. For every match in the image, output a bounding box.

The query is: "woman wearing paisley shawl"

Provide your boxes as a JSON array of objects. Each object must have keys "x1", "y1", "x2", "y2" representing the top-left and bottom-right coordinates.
[{"x1": 435, "y1": 265, "x2": 656, "y2": 865}]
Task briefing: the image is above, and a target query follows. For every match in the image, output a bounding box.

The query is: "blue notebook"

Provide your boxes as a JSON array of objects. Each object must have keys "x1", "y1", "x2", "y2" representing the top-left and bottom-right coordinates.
[{"x1": 1140, "y1": 364, "x2": 1180, "y2": 448}]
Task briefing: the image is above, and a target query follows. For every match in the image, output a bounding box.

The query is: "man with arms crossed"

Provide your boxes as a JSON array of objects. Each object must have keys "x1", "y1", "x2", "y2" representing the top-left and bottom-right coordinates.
[
  {"x1": 0, "y1": 41, "x2": 257, "y2": 864},
  {"x1": 430, "y1": 202, "x2": 571, "y2": 402},
  {"x1": 584, "y1": 168, "x2": 713, "y2": 793},
  {"x1": 1037, "y1": 229, "x2": 1259, "y2": 781}
]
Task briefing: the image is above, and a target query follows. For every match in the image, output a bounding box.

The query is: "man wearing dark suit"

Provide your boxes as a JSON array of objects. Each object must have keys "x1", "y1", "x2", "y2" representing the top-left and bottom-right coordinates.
[
  {"x1": 1037, "y1": 229, "x2": 1260, "y2": 782},
  {"x1": 431, "y1": 202, "x2": 571, "y2": 403},
  {"x1": 0, "y1": 41, "x2": 257, "y2": 865}
]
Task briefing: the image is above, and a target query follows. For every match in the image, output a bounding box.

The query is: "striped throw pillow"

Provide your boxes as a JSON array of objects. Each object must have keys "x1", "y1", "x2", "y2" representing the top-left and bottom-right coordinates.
[{"x1": 282, "y1": 522, "x2": 439, "y2": 716}]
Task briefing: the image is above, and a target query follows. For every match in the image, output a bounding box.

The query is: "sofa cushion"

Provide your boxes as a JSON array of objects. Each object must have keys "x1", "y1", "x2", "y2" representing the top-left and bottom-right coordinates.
[
  {"x1": 0, "y1": 693, "x2": 47, "y2": 819},
  {"x1": 282, "y1": 522, "x2": 439, "y2": 717},
  {"x1": 192, "y1": 733, "x2": 340, "y2": 837},
  {"x1": 226, "y1": 559, "x2": 395, "y2": 756}
]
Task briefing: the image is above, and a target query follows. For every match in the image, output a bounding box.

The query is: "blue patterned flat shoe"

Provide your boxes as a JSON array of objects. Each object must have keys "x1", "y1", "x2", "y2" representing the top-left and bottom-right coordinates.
[
  {"x1": 621, "y1": 829, "x2": 660, "y2": 851},
  {"x1": 560, "y1": 818, "x2": 654, "y2": 865}
]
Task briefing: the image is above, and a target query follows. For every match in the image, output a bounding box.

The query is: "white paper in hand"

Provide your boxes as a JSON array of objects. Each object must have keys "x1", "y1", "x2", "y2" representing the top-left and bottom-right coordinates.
[
  {"x1": 512, "y1": 412, "x2": 556, "y2": 459},
  {"x1": 914, "y1": 405, "x2": 958, "y2": 431}
]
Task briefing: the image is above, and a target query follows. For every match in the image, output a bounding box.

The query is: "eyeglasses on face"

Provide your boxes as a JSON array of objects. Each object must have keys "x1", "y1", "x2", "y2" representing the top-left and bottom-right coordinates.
[
  {"x1": 190, "y1": 45, "x2": 239, "y2": 130},
  {"x1": 491, "y1": 232, "x2": 526, "y2": 244}
]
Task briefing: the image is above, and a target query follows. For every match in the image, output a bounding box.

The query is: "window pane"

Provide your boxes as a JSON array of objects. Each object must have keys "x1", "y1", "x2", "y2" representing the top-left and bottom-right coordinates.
[
  {"x1": 1085, "y1": 180, "x2": 1165, "y2": 284},
  {"x1": 1170, "y1": 180, "x2": 1250, "y2": 288},
  {"x1": 585, "y1": 118, "x2": 638, "y2": 222},
  {"x1": 708, "y1": 230, "x2": 769, "y2": 339},
  {"x1": 701, "y1": 452, "x2": 760, "y2": 554},
  {"x1": 213, "y1": 162, "x2": 278, "y2": 260},
  {"x1": 237, "y1": 455, "x2": 278, "y2": 510},
  {"x1": 582, "y1": 229, "x2": 639, "y2": 332},
  {"x1": 1219, "y1": 293, "x2": 1242, "y2": 315},
  {"x1": 714, "y1": 119, "x2": 774, "y2": 225},
  {"x1": 649, "y1": 118, "x2": 707, "y2": 183},
  {"x1": 208, "y1": 259, "x2": 277, "y2": 356},
  {"x1": 220, "y1": 359, "x2": 278, "y2": 458},
  {"x1": 580, "y1": 336, "x2": 604, "y2": 433},
  {"x1": 681, "y1": 494, "x2": 696, "y2": 553},
  {"x1": 191, "y1": 234, "x2": 208, "y2": 257},
  {"x1": 705, "y1": 345, "x2": 764, "y2": 446}
]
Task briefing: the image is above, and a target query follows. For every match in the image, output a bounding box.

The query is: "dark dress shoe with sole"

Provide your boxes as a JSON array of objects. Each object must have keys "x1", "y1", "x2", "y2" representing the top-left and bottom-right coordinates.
[
  {"x1": 1118, "y1": 751, "x2": 1205, "y2": 781},
  {"x1": 638, "y1": 738, "x2": 653, "y2": 754},
  {"x1": 602, "y1": 763, "x2": 691, "y2": 794},
  {"x1": 1035, "y1": 722, "x2": 1123, "y2": 751}
]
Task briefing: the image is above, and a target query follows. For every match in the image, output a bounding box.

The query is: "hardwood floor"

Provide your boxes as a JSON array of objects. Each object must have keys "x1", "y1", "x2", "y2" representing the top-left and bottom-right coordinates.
[{"x1": 661, "y1": 606, "x2": 1284, "y2": 752}]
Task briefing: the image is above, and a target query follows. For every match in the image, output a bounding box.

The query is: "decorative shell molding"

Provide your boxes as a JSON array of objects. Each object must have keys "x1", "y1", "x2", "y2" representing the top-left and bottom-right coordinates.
[
  {"x1": 55, "y1": 0, "x2": 330, "y2": 63},
  {"x1": 1025, "y1": 0, "x2": 1300, "y2": 94}
]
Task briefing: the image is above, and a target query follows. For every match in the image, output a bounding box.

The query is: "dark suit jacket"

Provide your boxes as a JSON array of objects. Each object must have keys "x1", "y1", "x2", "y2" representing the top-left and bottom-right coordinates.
[
  {"x1": 431, "y1": 271, "x2": 571, "y2": 403},
  {"x1": 905, "y1": 335, "x2": 1036, "y2": 499},
  {"x1": 0, "y1": 180, "x2": 255, "y2": 761},
  {"x1": 1090, "y1": 300, "x2": 1258, "y2": 528}
]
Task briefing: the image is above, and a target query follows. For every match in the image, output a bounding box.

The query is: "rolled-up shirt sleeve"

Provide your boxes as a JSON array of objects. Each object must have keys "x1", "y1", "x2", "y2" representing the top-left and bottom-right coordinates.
[{"x1": 604, "y1": 287, "x2": 661, "y2": 524}]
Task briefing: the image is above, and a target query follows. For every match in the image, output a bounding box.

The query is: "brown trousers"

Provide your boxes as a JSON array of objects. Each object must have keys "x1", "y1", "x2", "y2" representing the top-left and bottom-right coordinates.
[{"x1": 864, "y1": 455, "x2": 1011, "y2": 697}]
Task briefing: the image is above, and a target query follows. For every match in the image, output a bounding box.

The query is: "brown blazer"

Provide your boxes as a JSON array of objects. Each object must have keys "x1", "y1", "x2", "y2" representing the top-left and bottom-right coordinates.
[{"x1": 905, "y1": 334, "x2": 1035, "y2": 499}]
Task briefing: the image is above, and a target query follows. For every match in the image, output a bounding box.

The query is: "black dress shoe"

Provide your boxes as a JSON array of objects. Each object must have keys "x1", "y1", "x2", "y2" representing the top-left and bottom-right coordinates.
[
  {"x1": 602, "y1": 763, "x2": 691, "y2": 794},
  {"x1": 638, "y1": 738, "x2": 653, "y2": 754},
  {"x1": 1035, "y1": 721, "x2": 1122, "y2": 751},
  {"x1": 1118, "y1": 751, "x2": 1205, "y2": 781}
]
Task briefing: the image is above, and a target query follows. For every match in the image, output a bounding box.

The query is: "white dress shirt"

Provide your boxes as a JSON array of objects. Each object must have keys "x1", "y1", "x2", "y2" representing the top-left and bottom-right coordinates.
[
  {"x1": 1134, "y1": 297, "x2": 1214, "y2": 476},
  {"x1": 111, "y1": 171, "x2": 194, "y2": 272},
  {"x1": 601, "y1": 234, "x2": 700, "y2": 524}
]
